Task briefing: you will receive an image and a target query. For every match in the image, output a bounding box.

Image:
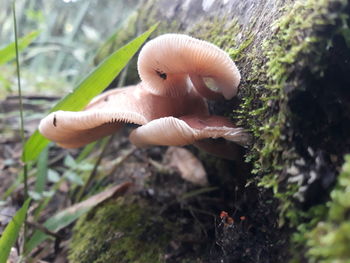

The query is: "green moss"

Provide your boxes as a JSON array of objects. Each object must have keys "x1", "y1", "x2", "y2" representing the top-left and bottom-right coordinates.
[
  {"x1": 292, "y1": 155, "x2": 350, "y2": 263},
  {"x1": 228, "y1": 36, "x2": 254, "y2": 61},
  {"x1": 186, "y1": 16, "x2": 256, "y2": 63},
  {"x1": 242, "y1": 0, "x2": 349, "y2": 221},
  {"x1": 187, "y1": 17, "x2": 240, "y2": 48},
  {"x1": 68, "y1": 197, "x2": 174, "y2": 263},
  {"x1": 178, "y1": 1, "x2": 350, "y2": 261},
  {"x1": 208, "y1": 0, "x2": 350, "y2": 260},
  {"x1": 236, "y1": 0, "x2": 350, "y2": 261}
]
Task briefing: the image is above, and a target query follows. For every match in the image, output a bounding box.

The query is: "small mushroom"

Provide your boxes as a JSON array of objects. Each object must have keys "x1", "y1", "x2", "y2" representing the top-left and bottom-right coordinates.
[
  {"x1": 138, "y1": 34, "x2": 240, "y2": 99},
  {"x1": 129, "y1": 114, "x2": 250, "y2": 159},
  {"x1": 129, "y1": 115, "x2": 249, "y2": 148},
  {"x1": 39, "y1": 84, "x2": 208, "y2": 148}
]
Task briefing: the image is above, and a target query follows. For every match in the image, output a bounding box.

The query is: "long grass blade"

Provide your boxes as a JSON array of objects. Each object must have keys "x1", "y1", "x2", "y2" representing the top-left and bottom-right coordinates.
[
  {"x1": 23, "y1": 23, "x2": 158, "y2": 162},
  {"x1": 34, "y1": 145, "x2": 49, "y2": 193},
  {"x1": 12, "y1": 3, "x2": 30, "y2": 256},
  {"x1": 75, "y1": 135, "x2": 114, "y2": 202},
  {"x1": 75, "y1": 141, "x2": 98, "y2": 163},
  {"x1": 0, "y1": 31, "x2": 39, "y2": 66},
  {"x1": 0, "y1": 199, "x2": 30, "y2": 263}
]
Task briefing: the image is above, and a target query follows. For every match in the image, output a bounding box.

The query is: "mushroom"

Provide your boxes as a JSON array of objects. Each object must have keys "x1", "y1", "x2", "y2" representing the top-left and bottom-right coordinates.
[
  {"x1": 129, "y1": 115, "x2": 249, "y2": 147},
  {"x1": 138, "y1": 34, "x2": 241, "y2": 100},
  {"x1": 39, "y1": 33, "x2": 248, "y2": 158},
  {"x1": 39, "y1": 84, "x2": 208, "y2": 148}
]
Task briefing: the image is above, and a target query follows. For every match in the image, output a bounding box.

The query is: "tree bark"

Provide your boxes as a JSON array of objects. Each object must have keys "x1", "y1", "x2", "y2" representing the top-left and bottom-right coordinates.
[{"x1": 70, "y1": 1, "x2": 350, "y2": 262}]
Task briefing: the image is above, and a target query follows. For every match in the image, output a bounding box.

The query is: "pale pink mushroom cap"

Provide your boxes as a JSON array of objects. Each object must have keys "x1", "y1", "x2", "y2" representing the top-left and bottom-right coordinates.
[
  {"x1": 39, "y1": 85, "x2": 208, "y2": 148},
  {"x1": 137, "y1": 34, "x2": 241, "y2": 99},
  {"x1": 129, "y1": 115, "x2": 250, "y2": 148}
]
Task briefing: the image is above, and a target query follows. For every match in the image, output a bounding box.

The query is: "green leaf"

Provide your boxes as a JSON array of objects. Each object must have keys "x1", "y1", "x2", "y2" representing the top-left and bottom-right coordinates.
[
  {"x1": 35, "y1": 146, "x2": 49, "y2": 193},
  {"x1": 23, "y1": 23, "x2": 158, "y2": 162},
  {"x1": 25, "y1": 207, "x2": 89, "y2": 255},
  {"x1": 0, "y1": 31, "x2": 39, "y2": 65},
  {"x1": 0, "y1": 199, "x2": 30, "y2": 263},
  {"x1": 47, "y1": 169, "x2": 60, "y2": 183},
  {"x1": 28, "y1": 191, "x2": 42, "y2": 201},
  {"x1": 76, "y1": 141, "x2": 98, "y2": 163},
  {"x1": 77, "y1": 162, "x2": 94, "y2": 171},
  {"x1": 64, "y1": 171, "x2": 84, "y2": 185},
  {"x1": 64, "y1": 154, "x2": 77, "y2": 168}
]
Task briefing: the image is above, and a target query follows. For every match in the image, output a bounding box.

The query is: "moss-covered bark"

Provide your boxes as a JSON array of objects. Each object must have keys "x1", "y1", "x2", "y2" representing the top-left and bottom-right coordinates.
[
  {"x1": 69, "y1": 0, "x2": 350, "y2": 262},
  {"x1": 69, "y1": 197, "x2": 174, "y2": 263}
]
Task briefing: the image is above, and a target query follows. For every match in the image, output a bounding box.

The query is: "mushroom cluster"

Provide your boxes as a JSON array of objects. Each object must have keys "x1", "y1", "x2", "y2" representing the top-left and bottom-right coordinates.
[{"x1": 39, "y1": 34, "x2": 249, "y2": 157}]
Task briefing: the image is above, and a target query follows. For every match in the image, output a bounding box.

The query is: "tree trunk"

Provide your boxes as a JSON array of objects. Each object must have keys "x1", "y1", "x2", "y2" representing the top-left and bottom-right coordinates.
[{"x1": 69, "y1": 1, "x2": 350, "y2": 262}]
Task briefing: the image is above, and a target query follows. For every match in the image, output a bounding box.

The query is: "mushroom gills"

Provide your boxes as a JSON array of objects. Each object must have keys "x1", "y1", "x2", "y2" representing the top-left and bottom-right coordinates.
[
  {"x1": 129, "y1": 115, "x2": 250, "y2": 149},
  {"x1": 138, "y1": 34, "x2": 240, "y2": 99},
  {"x1": 189, "y1": 74, "x2": 225, "y2": 100},
  {"x1": 38, "y1": 110, "x2": 147, "y2": 149}
]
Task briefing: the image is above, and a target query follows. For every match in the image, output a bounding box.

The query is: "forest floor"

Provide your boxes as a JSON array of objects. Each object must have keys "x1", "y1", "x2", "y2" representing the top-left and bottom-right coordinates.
[{"x1": 0, "y1": 95, "x2": 288, "y2": 263}]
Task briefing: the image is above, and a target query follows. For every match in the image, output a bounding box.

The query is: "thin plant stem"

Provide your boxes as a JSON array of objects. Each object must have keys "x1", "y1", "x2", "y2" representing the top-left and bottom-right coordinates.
[
  {"x1": 13, "y1": 1, "x2": 29, "y2": 256},
  {"x1": 13, "y1": 1, "x2": 28, "y2": 199},
  {"x1": 75, "y1": 134, "x2": 115, "y2": 202}
]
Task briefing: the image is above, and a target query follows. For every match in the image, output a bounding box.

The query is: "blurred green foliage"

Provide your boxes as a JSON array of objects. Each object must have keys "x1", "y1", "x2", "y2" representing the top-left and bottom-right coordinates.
[
  {"x1": 0, "y1": 0, "x2": 140, "y2": 96},
  {"x1": 0, "y1": 31, "x2": 39, "y2": 65},
  {"x1": 306, "y1": 155, "x2": 350, "y2": 263},
  {"x1": 0, "y1": 3, "x2": 154, "y2": 260},
  {"x1": 0, "y1": 199, "x2": 30, "y2": 263}
]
